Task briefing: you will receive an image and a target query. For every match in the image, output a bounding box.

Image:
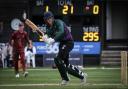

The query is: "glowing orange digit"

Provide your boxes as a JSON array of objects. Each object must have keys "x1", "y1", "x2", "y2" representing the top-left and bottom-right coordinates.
[
  {"x1": 71, "y1": 5, "x2": 73, "y2": 14},
  {"x1": 39, "y1": 36, "x2": 43, "y2": 41},
  {"x1": 63, "y1": 5, "x2": 68, "y2": 14},
  {"x1": 83, "y1": 32, "x2": 88, "y2": 41},
  {"x1": 45, "y1": 5, "x2": 49, "y2": 12},
  {"x1": 93, "y1": 5, "x2": 99, "y2": 14},
  {"x1": 94, "y1": 32, "x2": 99, "y2": 41},
  {"x1": 88, "y1": 32, "x2": 94, "y2": 41}
]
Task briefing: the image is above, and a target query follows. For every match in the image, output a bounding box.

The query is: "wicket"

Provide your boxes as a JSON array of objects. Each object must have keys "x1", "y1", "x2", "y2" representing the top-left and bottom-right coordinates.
[{"x1": 121, "y1": 51, "x2": 127, "y2": 85}]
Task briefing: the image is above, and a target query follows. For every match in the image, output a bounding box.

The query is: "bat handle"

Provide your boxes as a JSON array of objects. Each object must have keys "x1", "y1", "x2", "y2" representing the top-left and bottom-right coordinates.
[{"x1": 36, "y1": 28, "x2": 44, "y2": 36}]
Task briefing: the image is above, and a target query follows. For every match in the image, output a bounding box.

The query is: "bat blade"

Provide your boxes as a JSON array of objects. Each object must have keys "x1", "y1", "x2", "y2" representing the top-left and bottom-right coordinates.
[
  {"x1": 25, "y1": 19, "x2": 38, "y2": 31},
  {"x1": 25, "y1": 19, "x2": 44, "y2": 36}
]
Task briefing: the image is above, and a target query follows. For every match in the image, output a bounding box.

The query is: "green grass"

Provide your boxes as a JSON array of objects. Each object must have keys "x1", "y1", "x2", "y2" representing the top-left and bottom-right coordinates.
[{"x1": 0, "y1": 67, "x2": 127, "y2": 89}]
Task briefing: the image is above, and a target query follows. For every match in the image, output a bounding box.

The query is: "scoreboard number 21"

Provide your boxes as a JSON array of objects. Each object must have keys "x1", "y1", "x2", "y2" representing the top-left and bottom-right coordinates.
[{"x1": 44, "y1": 5, "x2": 99, "y2": 15}]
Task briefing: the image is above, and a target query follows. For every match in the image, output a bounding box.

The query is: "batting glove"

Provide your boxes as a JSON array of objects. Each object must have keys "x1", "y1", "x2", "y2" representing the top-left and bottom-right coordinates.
[
  {"x1": 47, "y1": 38, "x2": 55, "y2": 45},
  {"x1": 43, "y1": 35, "x2": 49, "y2": 43}
]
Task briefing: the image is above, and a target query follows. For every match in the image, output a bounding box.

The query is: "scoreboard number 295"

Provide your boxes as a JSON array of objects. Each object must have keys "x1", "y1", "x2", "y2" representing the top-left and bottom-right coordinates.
[
  {"x1": 83, "y1": 26, "x2": 100, "y2": 42},
  {"x1": 83, "y1": 32, "x2": 99, "y2": 42}
]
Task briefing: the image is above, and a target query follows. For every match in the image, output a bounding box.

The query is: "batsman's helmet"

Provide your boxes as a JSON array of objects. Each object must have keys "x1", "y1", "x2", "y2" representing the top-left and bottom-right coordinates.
[{"x1": 43, "y1": 11, "x2": 54, "y2": 20}]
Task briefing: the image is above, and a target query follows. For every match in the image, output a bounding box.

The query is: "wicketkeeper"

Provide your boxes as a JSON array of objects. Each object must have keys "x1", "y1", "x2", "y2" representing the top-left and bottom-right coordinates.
[{"x1": 43, "y1": 11, "x2": 87, "y2": 85}]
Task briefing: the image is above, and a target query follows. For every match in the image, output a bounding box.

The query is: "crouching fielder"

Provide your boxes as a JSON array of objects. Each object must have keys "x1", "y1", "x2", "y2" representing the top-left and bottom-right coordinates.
[{"x1": 43, "y1": 11, "x2": 87, "y2": 85}]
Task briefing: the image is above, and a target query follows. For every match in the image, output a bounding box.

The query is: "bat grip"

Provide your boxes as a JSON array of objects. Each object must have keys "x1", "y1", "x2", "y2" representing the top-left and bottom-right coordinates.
[{"x1": 36, "y1": 28, "x2": 44, "y2": 36}]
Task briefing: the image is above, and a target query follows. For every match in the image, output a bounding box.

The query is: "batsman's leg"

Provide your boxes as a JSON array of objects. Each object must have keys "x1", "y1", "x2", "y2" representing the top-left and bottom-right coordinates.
[
  {"x1": 54, "y1": 57, "x2": 69, "y2": 81},
  {"x1": 61, "y1": 45, "x2": 85, "y2": 80},
  {"x1": 67, "y1": 64, "x2": 85, "y2": 79},
  {"x1": 63, "y1": 55, "x2": 87, "y2": 82}
]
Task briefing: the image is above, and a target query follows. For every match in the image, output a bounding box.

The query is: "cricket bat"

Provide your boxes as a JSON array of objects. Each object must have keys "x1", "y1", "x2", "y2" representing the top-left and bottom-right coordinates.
[{"x1": 25, "y1": 19, "x2": 44, "y2": 36}]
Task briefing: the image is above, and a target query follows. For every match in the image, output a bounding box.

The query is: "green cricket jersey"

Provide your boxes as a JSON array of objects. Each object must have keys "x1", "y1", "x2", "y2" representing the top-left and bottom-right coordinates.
[{"x1": 46, "y1": 19, "x2": 73, "y2": 42}]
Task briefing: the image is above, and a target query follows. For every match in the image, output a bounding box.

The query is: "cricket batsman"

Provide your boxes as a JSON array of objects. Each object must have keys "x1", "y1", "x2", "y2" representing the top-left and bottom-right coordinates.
[{"x1": 43, "y1": 11, "x2": 87, "y2": 85}]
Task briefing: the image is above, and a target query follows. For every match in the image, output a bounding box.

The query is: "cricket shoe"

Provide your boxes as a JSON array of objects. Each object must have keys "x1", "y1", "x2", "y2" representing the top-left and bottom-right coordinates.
[
  {"x1": 60, "y1": 80, "x2": 69, "y2": 85},
  {"x1": 80, "y1": 73, "x2": 87, "y2": 84},
  {"x1": 23, "y1": 71, "x2": 28, "y2": 78},
  {"x1": 15, "y1": 73, "x2": 20, "y2": 78}
]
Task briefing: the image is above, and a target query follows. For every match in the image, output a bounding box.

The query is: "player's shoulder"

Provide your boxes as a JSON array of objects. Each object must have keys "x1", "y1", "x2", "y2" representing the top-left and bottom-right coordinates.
[{"x1": 55, "y1": 19, "x2": 64, "y2": 24}]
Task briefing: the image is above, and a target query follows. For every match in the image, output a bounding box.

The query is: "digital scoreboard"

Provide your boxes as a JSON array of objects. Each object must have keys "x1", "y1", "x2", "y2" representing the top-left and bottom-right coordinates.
[{"x1": 35, "y1": 0, "x2": 102, "y2": 15}]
